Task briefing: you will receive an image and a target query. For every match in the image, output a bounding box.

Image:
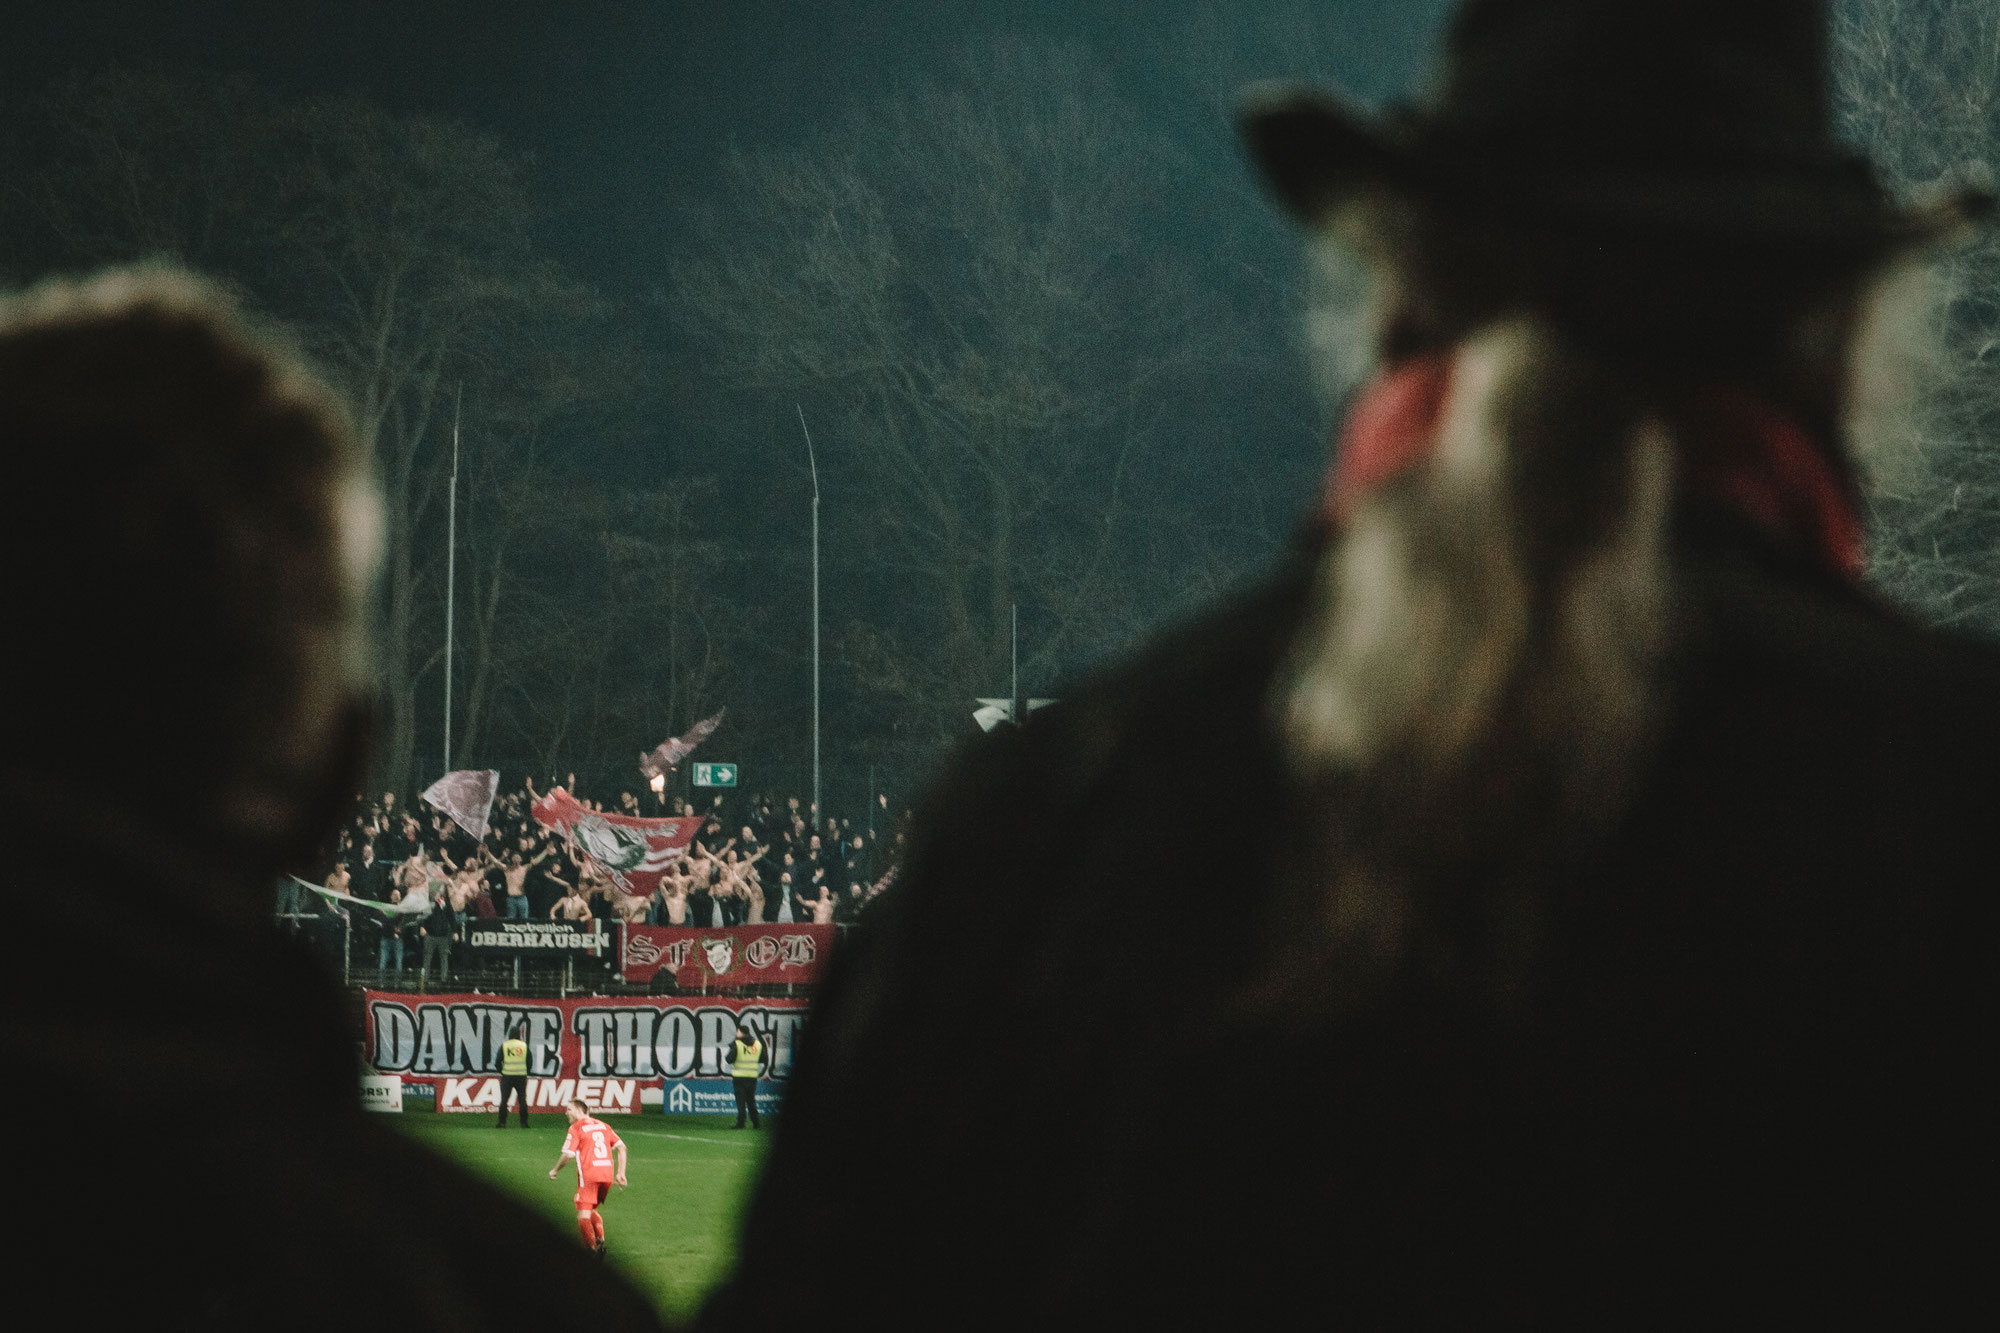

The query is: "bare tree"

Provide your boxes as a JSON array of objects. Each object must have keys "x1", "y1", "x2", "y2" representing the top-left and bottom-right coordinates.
[
  {"x1": 675, "y1": 39, "x2": 1240, "y2": 752},
  {"x1": 614, "y1": 482, "x2": 741, "y2": 735},
  {"x1": 1836, "y1": 0, "x2": 2000, "y2": 634},
  {"x1": 449, "y1": 283, "x2": 633, "y2": 769},
  {"x1": 15, "y1": 68, "x2": 272, "y2": 273},
  {"x1": 16, "y1": 70, "x2": 627, "y2": 792},
  {"x1": 262, "y1": 94, "x2": 593, "y2": 792}
]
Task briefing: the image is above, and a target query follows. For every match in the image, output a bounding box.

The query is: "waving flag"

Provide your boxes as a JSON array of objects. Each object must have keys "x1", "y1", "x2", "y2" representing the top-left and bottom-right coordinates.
[
  {"x1": 639, "y1": 708, "x2": 726, "y2": 780},
  {"x1": 292, "y1": 877, "x2": 435, "y2": 919},
  {"x1": 421, "y1": 769, "x2": 500, "y2": 841},
  {"x1": 531, "y1": 786, "x2": 705, "y2": 896}
]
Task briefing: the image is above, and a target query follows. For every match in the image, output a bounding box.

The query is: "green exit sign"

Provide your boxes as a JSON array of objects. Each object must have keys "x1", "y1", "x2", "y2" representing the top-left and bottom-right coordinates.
[{"x1": 692, "y1": 762, "x2": 738, "y2": 788}]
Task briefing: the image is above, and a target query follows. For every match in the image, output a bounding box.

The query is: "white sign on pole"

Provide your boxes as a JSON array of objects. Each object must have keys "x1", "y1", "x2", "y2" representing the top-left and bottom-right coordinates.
[{"x1": 972, "y1": 698, "x2": 1057, "y2": 732}]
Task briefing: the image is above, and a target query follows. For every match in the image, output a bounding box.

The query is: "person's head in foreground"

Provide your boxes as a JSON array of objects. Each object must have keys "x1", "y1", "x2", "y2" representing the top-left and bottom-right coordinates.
[
  {"x1": 1237, "y1": 0, "x2": 1989, "y2": 996},
  {"x1": 565, "y1": 1097, "x2": 591, "y2": 1122},
  {"x1": 0, "y1": 265, "x2": 380, "y2": 914}
]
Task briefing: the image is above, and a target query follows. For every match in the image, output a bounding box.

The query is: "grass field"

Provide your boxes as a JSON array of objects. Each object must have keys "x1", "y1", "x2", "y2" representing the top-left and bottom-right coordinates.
[{"x1": 394, "y1": 1109, "x2": 771, "y2": 1319}]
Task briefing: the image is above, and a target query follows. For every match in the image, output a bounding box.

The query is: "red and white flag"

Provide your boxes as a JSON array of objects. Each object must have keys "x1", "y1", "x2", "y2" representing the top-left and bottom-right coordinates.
[
  {"x1": 530, "y1": 786, "x2": 706, "y2": 896},
  {"x1": 639, "y1": 708, "x2": 726, "y2": 780},
  {"x1": 421, "y1": 769, "x2": 500, "y2": 841}
]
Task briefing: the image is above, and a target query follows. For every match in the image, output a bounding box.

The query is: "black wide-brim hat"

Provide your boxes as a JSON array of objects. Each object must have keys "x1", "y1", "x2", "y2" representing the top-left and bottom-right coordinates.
[{"x1": 1241, "y1": 0, "x2": 1990, "y2": 255}]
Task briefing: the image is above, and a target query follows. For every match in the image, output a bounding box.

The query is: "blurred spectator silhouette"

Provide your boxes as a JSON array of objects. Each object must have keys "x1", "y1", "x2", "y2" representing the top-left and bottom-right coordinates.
[
  {"x1": 0, "y1": 265, "x2": 660, "y2": 1326},
  {"x1": 709, "y1": 2, "x2": 2000, "y2": 1326}
]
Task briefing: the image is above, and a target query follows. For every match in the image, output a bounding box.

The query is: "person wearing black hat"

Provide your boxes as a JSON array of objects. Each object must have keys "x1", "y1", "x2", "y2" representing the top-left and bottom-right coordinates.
[{"x1": 703, "y1": 2, "x2": 2000, "y2": 1327}]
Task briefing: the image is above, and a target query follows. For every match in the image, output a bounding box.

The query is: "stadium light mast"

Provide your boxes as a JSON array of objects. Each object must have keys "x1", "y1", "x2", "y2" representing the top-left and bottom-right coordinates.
[
  {"x1": 443, "y1": 383, "x2": 462, "y2": 776},
  {"x1": 1011, "y1": 602, "x2": 1020, "y2": 730},
  {"x1": 798, "y1": 404, "x2": 821, "y2": 829}
]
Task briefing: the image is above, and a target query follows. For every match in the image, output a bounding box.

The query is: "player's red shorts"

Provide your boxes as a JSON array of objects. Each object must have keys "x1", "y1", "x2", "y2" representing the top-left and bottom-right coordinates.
[{"x1": 574, "y1": 1179, "x2": 611, "y2": 1210}]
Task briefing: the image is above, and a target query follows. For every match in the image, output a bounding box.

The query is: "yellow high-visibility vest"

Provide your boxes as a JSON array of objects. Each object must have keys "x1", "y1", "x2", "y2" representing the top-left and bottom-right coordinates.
[
  {"x1": 730, "y1": 1038, "x2": 763, "y2": 1080},
  {"x1": 501, "y1": 1038, "x2": 529, "y2": 1076}
]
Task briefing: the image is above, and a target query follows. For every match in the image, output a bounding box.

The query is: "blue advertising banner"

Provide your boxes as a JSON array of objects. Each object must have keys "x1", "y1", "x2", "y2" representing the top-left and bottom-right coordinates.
[{"x1": 661, "y1": 1078, "x2": 785, "y2": 1120}]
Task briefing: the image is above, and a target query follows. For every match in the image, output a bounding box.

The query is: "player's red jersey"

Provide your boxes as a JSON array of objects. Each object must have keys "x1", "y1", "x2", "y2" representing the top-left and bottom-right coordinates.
[{"x1": 564, "y1": 1115, "x2": 622, "y2": 1184}]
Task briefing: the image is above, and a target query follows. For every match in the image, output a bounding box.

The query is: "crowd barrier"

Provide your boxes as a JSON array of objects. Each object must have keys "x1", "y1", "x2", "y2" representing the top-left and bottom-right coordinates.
[{"x1": 288, "y1": 913, "x2": 848, "y2": 997}]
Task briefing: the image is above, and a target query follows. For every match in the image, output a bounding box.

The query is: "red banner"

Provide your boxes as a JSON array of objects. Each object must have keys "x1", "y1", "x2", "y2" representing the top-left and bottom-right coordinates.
[
  {"x1": 619, "y1": 922, "x2": 835, "y2": 986},
  {"x1": 363, "y1": 990, "x2": 808, "y2": 1112},
  {"x1": 530, "y1": 786, "x2": 705, "y2": 897}
]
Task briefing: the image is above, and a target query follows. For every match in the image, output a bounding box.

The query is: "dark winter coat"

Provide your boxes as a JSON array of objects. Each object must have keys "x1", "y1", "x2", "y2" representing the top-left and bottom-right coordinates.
[
  {"x1": 705, "y1": 515, "x2": 2000, "y2": 1327},
  {"x1": 0, "y1": 818, "x2": 664, "y2": 1330}
]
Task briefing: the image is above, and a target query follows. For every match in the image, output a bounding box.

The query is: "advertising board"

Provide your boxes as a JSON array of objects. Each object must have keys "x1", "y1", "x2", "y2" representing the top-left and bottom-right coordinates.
[
  {"x1": 363, "y1": 991, "x2": 808, "y2": 1116},
  {"x1": 658, "y1": 1078, "x2": 784, "y2": 1119},
  {"x1": 360, "y1": 1073, "x2": 403, "y2": 1112}
]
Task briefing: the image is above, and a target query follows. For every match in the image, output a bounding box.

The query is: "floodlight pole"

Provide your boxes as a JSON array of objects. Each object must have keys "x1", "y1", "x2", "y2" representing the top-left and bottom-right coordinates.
[
  {"x1": 443, "y1": 384, "x2": 462, "y2": 775},
  {"x1": 1011, "y1": 602, "x2": 1020, "y2": 727},
  {"x1": 798, "y1": 405, "x2": 821, "y2": 830}
]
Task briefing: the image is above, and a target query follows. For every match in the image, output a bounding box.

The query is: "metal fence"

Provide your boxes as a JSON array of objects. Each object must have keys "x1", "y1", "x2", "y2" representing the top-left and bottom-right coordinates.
[{"x1": 279, "y1": 909, "x2": 852, "y2": 999}]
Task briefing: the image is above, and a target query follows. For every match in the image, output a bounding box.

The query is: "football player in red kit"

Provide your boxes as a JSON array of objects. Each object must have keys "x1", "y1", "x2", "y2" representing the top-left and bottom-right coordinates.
[{"x1": 550, "y1": 1097, "x2": 628, "y2": 1253}]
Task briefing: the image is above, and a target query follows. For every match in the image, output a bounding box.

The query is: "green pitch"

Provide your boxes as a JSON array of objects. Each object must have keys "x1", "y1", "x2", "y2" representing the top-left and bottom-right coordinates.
[{"x1": 393, "y1": 1109, "x2": 771, "y2": 1319}]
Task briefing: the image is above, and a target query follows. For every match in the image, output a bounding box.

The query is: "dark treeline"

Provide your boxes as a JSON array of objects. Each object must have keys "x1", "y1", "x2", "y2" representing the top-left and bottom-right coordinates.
[
  {"x1": 1837, "y1": 0, "x2": 2000, "y2": 634},
  {"x1": 0, "y1": 68, "x2": 757, "y2": 804},
  {"x1": 0, "y1": 41, "x2": 1327, "y2": 809},
  {"x1": 3, "y1": 3, "x2": 1994, "y2": 812}
]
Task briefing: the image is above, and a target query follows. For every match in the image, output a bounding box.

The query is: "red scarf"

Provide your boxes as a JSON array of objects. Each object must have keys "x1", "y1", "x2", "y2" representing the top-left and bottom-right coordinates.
[{"x1": 1323, "y1": 351, "x2": 1864, "y2": 582}]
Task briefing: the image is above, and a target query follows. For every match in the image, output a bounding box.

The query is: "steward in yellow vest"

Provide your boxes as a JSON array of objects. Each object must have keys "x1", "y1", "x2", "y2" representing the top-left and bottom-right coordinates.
[
  {"x1": 729, "y1": 1033, "x2": 764, "y2": 1130},
  {"x1": 498, "y1": 1027, "x2": 531, "y2": 1128}
]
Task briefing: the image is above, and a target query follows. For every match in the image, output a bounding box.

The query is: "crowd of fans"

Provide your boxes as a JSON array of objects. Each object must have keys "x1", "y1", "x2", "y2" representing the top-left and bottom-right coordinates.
[{"x1": 284, "y1": 776, "x2": 909, "y2": 984}]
